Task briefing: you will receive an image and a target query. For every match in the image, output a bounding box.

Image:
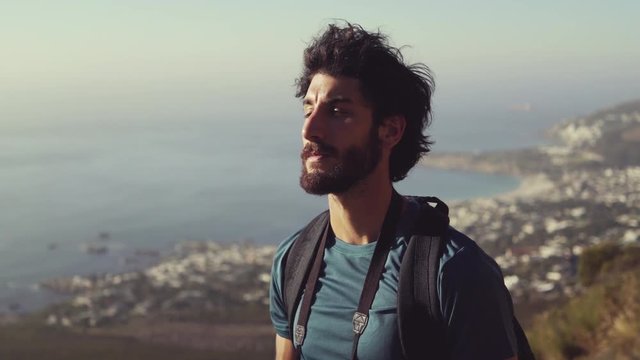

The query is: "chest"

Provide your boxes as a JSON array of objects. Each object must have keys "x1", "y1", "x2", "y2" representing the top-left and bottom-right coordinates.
[{"x1": 295, "y1": 245, "x2": 406, "y2": 360}]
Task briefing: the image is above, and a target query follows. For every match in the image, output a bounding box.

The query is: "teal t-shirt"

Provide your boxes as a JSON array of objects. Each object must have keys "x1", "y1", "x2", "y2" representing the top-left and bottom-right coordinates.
[{"x1": 269, "y1": 198, "x2": 517, "y2": 360}]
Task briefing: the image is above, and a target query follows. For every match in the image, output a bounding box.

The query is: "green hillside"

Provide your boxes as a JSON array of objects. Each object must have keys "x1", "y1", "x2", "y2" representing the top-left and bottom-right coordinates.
[{"x1": 529, "y1": 242, "x2": 640, "y2": 360}]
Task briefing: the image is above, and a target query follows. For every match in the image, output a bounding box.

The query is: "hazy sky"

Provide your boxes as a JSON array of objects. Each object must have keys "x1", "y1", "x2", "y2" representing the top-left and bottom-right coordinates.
[{"x1": 2, "y1": 0, "x2": 639, "y2": 140}]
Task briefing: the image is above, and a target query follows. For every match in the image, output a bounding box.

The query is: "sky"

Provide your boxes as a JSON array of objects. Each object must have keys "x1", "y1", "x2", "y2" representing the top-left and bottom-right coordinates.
[{"x1": 1, "y1": 0, "x2": 639, "y2": 147}]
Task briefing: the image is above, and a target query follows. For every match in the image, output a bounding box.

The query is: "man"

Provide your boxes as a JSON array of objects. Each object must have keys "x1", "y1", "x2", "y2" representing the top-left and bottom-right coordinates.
[{"x1": 270, "y1": 23, "x2": 521, "y2": 360}]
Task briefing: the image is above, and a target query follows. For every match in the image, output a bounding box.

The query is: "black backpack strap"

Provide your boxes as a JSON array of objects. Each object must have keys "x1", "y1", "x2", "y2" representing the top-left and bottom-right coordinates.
[
  {"x1": 420, "y1": 196, "x2": 449, "y2": 218},
  {"x1": 399, "y1": 197, "x2": 536, "y2": 360},
  {"x1": 398, "y1": 196, "x2": 450, "y2": 360},
  {"x1": 282, "y1": 211, "x2": 330, "y2": 338}
]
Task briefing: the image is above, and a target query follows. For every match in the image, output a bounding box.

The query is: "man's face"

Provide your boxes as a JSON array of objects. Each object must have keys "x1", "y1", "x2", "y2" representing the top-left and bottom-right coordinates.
[{"x1": 299, "y1": 73, "x2": 381, "y2": 195}]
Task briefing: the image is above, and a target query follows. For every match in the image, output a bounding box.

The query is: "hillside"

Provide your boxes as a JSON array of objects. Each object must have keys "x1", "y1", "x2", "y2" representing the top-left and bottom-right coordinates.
[
  {"x1": 426, "y1": 98, "x2": 640, "y2": 175},
  {"x1": 529, "y1": 242, "x2": 640, "y2": 360}
]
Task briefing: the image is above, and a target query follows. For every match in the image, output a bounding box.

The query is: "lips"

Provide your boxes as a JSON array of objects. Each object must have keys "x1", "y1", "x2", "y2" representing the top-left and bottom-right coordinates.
[
  {"x1": 306, "y1": 154, "x2": 328, "y2": 163},
  {"x1": 308, "y1": 151, "x2": 330, "y2": 158},
  {"x1": 304, "y1": 153, "x2": 331, "y2": 163},
  {"x1": 301, "y1": 143, "x2": 337, "y2": 161}
]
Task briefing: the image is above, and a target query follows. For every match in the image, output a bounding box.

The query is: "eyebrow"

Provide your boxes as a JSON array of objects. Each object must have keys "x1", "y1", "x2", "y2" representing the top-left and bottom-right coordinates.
[{"x1": 303, "y1": 96, "x2": 354, "y2": 106}]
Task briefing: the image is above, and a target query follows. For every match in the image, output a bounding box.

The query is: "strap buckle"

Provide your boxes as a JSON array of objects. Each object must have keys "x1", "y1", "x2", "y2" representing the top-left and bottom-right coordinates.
[
  {"x1": 294, "y1": 324, "x2": 306, "y2": 346},
  {"x1": 352, "y1": 312, "x2": 369, "y2": 334}
]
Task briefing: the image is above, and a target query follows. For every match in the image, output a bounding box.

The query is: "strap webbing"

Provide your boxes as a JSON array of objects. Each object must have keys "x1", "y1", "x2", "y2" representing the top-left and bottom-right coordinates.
[
  {"x1": 350, "y1": 191, "x2": 403, "y2": 360},
  {"x1": 284, "y1": 211, "x2": 329, "y2": 331},
  {"x1": 397, "y1": 196, "x2": 449, "y2": 360},
  {"x1": 415, "y1": 235, "x2": 443, "y2": 326},
  {"x1": 294, "y1": 191, "x2": 403, "y2": 360},
  {"x1": 292, "y1": 222, "x2": 329, "y2": 349}
]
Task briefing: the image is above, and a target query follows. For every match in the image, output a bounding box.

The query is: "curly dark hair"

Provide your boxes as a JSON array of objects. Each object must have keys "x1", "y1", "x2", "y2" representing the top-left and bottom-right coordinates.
[{"x1": 295, "y1": 23, "x2": 435, "y2": 182}]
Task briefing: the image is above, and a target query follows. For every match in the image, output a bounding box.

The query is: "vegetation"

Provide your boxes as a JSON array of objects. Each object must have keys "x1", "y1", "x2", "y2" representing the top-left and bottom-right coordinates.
[
  {"x1": 529, "y1": 243, "x2": 640, "y2": 360},
  {"x1": 0, "y1": 317, "x2": 272, "y2": 360},
  {"x1": 0, "y1": 308, "x2": 273, "y2": 360},
  {"x1": 578, "y1": 241, "x2": 640, "y2": 286},
  {"x1": 0, "y1": 324, "x2": 269, "y2": 360}
]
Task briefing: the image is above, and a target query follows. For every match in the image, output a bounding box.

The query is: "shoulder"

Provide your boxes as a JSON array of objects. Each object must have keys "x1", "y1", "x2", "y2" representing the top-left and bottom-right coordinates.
[
  {"x1": 437, "y1": 228, "x2": 518, "y2": 357},
  {"x1": 272, "y1": 229, "x2": 302, "y2": 277},
  {"x1": 440, "y1": 227, "x2": 483, "y2": 263},
  {"x1": 439, "y1": 227, "x2": 504, "y2": 281},
  {"x1": 269, "y1": 229, "x2": 303, "y2": 339},
  {"x1": 405, "y1": 196, "x2": 501, "y2": 279}
]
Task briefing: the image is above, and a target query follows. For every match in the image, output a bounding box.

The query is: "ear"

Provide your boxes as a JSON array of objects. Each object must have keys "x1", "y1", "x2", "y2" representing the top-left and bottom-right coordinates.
[{"x1": 378, "y1": 115, "x2": 406, "y2": 150}]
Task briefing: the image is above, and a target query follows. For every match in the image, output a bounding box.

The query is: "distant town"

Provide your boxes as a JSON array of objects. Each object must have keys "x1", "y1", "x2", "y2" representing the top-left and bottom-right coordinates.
[{"x1": 425, "y1": 100, "x2": 639, "y2": 314}]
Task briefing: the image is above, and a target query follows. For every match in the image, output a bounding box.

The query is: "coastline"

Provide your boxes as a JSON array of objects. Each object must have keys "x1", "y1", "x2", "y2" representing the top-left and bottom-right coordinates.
[
  {"x1": 494, "y1": 173, "x2": 555, "y2": 201},
  {"x1": 0, "y1": 166, "x2": 517, "y2": 316},
  {"x1": 419, "y1": 158, "x2": 555, "y2": 202}
]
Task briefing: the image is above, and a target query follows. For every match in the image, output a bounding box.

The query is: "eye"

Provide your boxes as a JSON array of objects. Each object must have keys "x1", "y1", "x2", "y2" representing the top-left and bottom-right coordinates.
[
  {"x1": 303, "y1": 106, "x2": 313, "y2": 118},
  {"x1": 331, "y1": 107, "x2": 347, "y2": 116}
]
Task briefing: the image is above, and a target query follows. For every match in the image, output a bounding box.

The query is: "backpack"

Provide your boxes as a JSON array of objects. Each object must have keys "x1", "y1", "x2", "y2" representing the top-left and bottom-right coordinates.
[{"x1": 282, "y1": 196, "x2": 535, "y2": 360}]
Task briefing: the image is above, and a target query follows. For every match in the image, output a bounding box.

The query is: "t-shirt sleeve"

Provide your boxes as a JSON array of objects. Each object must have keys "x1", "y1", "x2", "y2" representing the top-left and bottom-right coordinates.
[
  {"x1": 439, "y1": 245, "x2": 518, "y2": 360},
  {"x1": 269, "y1": 231, "x2": 300, "y2": 339}
]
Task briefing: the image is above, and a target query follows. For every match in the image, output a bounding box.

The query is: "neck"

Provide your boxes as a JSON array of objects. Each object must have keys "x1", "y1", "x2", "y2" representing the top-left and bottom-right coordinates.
[{"x1": 328, "y1": 173, "x2": 395, "y2": 245}]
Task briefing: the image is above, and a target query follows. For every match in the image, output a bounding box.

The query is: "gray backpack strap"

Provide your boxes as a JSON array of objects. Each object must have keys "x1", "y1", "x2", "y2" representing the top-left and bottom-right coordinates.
[
  {"x1": 398, "y1": 197, "x2": 449, "y2": 360},
  {"x1": 283, "y1": 211, "x2": 330, "y2": 336}
]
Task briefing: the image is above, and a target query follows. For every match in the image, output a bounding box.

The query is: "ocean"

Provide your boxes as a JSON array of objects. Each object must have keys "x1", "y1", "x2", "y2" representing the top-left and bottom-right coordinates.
[{"x1": 0, "y1": 117, "x2": 520, "y2": 312}]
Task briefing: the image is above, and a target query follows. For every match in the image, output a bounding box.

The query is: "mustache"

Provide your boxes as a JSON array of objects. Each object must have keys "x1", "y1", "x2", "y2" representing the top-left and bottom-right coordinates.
[{"x1": 301, "y1": 141, "x2": 338, "y2": 160}]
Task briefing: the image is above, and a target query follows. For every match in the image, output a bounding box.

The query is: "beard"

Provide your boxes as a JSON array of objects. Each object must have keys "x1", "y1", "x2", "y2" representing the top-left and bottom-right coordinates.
[{"x1": 299, "y1": 127, "x2": 382, "y2": 195}]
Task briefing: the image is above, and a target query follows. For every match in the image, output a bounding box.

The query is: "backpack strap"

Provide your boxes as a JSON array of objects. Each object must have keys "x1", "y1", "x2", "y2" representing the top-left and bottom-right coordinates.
[
  {"x1": 398, "y1": 196, "x2": 450, "y2": 360},
  {"x1": 399, "y1": 197, "x2": 536, "y2": 360},
  {"x1": 283, "y1": 211, "x2": 330, "y2": 337}
]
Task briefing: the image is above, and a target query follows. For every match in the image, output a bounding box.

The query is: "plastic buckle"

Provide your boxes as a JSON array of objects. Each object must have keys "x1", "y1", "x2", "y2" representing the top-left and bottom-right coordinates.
[
  {"x1": 294, "y1": 324, "x2": 306, "y2": 346},
  {"x1": 352, "y1": 312, "x2": 369, "y2": 334}
]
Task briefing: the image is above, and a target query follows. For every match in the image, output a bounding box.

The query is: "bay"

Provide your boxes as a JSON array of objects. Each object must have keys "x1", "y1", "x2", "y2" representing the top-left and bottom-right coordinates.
[{"x1": 0, "y1": 119, "x2": 518, "y2": 311}]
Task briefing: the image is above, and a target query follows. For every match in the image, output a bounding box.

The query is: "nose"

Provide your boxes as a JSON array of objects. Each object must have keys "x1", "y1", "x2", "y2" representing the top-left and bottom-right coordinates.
[{"x1": 301, "y1": 108, "x2": 326, "y2": 143}]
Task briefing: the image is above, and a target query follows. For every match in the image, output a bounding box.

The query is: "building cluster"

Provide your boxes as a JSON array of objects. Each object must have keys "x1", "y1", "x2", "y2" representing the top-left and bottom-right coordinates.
[
  {"x1": 550, "y1": 109, "x2": 640, "y2": 150},
  {"x1": 449, "y1": 166, "x2": 639, "y2": 304},
  {"x1": 447, "y1": 105, "x2": 640, "y2": 306},
  {"x1": 42, "y1": 242, "x2": 276, "y2": 328}
]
